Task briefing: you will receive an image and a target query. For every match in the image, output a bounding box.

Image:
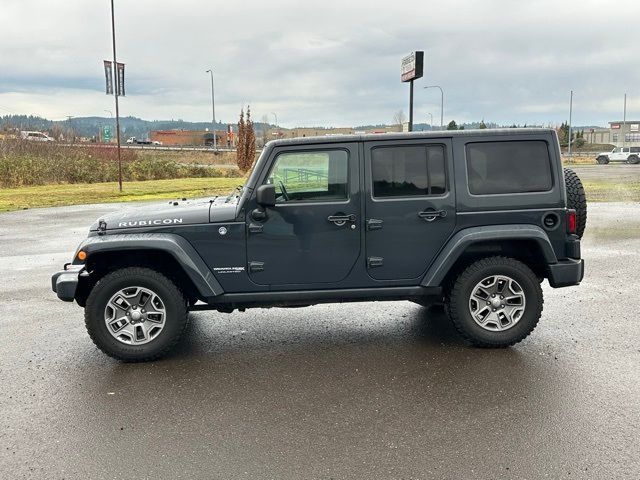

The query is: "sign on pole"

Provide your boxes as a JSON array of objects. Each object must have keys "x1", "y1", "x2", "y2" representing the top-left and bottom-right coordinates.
[
  {"x1": 401, "y1": 51, "x2": 424, "y2": 132},
  {"x1": 401, "y1": 51, "x2": 424, "y2": 83},
  {"x1": 103, "y1": 125, "x2": 111, "y2": 143},
  {"x1": 104, "y1": 60, "x2": 114, "y2": 95},
  {"x1": 116, "y1": 62, "x2": 125, "y2": 96}
]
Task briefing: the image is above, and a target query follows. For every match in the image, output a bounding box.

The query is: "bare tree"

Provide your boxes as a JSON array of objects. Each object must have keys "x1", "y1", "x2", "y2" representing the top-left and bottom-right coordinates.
[
  {"x1": 393, "y1": 110, "x2": 406, "y2": 126},
  {"x1": 236, "y1": 106, "x2": 257, "y2": 173},
  {"x1": 236, "y1": 108, "x2": 246, "y2": 171}
]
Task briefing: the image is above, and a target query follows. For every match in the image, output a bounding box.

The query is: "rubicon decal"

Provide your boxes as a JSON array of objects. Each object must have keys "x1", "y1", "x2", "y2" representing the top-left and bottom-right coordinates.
[{"x1": 118, "y1": 218, "x2": 183, "y2": 227}]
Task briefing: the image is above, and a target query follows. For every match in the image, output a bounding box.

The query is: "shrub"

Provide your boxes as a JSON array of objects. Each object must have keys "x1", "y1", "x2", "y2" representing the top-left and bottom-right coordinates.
[{"x1": 0, "y1": 140, "x2": 237, "y2": 188}]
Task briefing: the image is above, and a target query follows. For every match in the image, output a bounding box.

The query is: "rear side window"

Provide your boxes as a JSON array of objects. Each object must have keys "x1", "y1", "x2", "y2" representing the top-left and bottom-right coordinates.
[
  {"x1": 465, "y1": 141, "x2": 552, "y2": 195},
  {"x1": 371, "y1": 144, "x2": 447, "y2": 198}
]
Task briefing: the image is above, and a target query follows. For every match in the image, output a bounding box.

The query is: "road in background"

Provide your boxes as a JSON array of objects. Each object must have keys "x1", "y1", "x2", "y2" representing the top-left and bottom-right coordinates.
[{"x1": 0, "y1": 202, "x2": 638, "y2": 479}]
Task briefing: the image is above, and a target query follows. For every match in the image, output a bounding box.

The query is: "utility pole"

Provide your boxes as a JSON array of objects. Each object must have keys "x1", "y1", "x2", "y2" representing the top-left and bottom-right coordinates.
[
  {"x1": 206, "y1": 69, "x2": 216, "y2": 150},
  {"x1": 110, "y1": 0, "x2": 123, "y2": 192},
  {"x1": 424, "y1": 85, "x2": 444, "y2": 129},
  {"x1": 622, "y1": 93, "x2": 627, "y2": 148},
  {"x1": 568, "y1": 90, "x2": 573, "y2": 159}
]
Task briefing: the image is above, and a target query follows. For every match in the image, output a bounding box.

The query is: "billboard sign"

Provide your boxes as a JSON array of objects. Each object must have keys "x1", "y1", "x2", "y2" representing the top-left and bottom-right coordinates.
[
  {"x1": 401, "y1": 51, "x2": 424, "y2": 82},
  {"x1": 104, "y1": 60, "x2": 113, "y2": 95}
]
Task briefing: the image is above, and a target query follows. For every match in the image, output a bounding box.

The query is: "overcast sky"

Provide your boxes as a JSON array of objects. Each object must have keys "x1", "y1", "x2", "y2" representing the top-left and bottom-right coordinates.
[{"x1": 1, "y1": 0, "x2": 639, "y2": 127}]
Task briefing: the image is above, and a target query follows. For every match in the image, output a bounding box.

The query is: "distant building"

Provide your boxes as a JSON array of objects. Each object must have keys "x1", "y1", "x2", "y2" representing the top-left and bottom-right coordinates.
[
  {"x1": 150, "y1": 129, "x2": 232, "y2": 147},
  {"x1": 584, "y1": 121, "x2": 640, "y2": 147}
]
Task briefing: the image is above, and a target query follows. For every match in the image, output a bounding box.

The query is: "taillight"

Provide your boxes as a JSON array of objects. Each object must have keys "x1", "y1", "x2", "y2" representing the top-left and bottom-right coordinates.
[{"x1": 567, "y1": 209, "x2": 577, "y2": 235}]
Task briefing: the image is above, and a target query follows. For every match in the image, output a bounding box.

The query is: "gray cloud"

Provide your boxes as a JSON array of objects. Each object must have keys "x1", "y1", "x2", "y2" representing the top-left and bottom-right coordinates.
[{"x1": 1, "y1": 0, "x2": 638, "y2": 126}]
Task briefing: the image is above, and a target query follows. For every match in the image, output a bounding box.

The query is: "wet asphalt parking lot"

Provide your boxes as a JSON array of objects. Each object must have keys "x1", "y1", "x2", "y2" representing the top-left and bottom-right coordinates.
[{"x1": 1, "y1": 198, "x2": 639, "y2": 479}]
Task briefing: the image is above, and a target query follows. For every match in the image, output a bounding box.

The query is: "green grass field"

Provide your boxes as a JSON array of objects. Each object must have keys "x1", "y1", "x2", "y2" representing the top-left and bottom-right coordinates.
[{"x1": 0, "y1": 178, "x2": 242, "y2": 212}]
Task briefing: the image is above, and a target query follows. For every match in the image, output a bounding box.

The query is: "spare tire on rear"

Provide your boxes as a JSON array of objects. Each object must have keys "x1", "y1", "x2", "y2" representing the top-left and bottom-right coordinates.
[{"x1": 564, "y1": 168, "x2": 587, "y2": 238}]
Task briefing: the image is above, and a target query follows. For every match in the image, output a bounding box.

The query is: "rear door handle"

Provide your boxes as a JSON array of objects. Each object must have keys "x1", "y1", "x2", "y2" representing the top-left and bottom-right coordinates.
[
  {"x1": 327, "y1": 214, "x2": 356, "y2": 226},
  {"x1": 418, "y1": 209, "x2": 447, "y2": 222}
]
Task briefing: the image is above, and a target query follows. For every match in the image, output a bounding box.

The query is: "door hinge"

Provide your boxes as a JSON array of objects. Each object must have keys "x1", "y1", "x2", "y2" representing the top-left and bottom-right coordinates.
[
  {"x1": 367, "y1": 218, "x2": 383, "y2": 230},
  {"x1": 367, "y1": 257, "x2": 384, "y2": 268},
  {"x1": 249, "y1": 261, "x2": 264, "y2": 273},
  {"x1": 248, "y1": 223, "x2": 263, "y2": 234}
]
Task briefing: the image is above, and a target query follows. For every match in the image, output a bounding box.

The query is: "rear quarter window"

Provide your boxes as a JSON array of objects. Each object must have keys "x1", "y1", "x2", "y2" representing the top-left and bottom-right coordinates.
[{"x1": 465, "y1": 140, "x2": 553, "y2": 195}]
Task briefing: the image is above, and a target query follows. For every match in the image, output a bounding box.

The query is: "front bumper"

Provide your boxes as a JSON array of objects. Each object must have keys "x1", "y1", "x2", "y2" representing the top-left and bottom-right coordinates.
[
  {"x1": 548, "y1": 259, "x2": 584, "y2": 288},
  {"x1": 51, "y1": 265, "x2": 84, "y2": 302}
]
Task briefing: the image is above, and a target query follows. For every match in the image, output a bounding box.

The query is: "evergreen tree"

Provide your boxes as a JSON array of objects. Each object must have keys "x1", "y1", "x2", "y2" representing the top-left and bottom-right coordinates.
[
  {"x1": 446, "y1": 120, "x2": 458, "y2": 130},
  {"x1": 478, "y1": 120, "x2": 487, "y2": 129}
]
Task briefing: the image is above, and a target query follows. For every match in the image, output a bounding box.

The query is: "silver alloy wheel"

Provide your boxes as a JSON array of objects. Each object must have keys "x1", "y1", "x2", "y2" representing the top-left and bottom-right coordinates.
[
  {"x1": 468, "y1": 275, "x2": 526, "y2": 331},
  {"x1": 104, "y1": 286, "x2": 166, "y2": 345}
]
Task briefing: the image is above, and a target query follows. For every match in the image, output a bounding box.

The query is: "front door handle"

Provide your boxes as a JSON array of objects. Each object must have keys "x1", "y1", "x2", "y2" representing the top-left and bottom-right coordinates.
[
  {"x1": 418, "y1": 209, "x2": 447, "y2": 222},
  {"x1": 327, "y1": 214, "x2": 356, "y2": 226}
]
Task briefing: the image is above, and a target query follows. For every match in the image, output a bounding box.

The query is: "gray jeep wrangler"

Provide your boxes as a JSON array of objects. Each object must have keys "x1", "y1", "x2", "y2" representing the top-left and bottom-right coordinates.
[{"x1": 52, "y1": 128, "x2": 586, "y2": 361}]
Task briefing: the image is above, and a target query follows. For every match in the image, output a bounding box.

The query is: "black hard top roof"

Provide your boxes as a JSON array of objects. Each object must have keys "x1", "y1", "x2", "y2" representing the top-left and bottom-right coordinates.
[{"x1": 266, "y1": 127, "x2": 555, "y2": 148}]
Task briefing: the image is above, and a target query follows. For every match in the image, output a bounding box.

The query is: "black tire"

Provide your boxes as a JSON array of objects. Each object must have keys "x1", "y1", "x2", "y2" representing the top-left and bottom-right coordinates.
[
  {"x1": 564, "y1": 168, "x2": 587, "y2": 238},
  {"x1": 446, "y1": 256, "x2": 543, "y2": 348},
  {"x1": 596, "y1": 156, "x2": 609, "y2": 165},
  {"x1": 628, "y1": 155, "x2": 640, "y2": 165},
  {"x1": 85, "y1": 267, "x2": 188, "y2": 362}
]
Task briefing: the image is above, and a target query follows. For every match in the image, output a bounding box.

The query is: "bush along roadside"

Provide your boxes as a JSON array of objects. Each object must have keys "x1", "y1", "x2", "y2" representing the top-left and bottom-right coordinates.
[{"x1": 0, "y1": 140, "x2": 241, "y2": 188}]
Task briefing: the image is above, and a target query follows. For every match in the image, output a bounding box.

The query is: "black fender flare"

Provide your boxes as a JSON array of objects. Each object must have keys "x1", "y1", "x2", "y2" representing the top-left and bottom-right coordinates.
[
  {"x1": 74, "y1": 233, "x2": 224, "y2": 297},
  {"x1": 420, "y1": 225, "x2": 557, "y2": 287}
]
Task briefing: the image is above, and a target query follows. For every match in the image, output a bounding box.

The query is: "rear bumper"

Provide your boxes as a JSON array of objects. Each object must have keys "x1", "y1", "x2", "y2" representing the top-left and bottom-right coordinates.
[
  {"x1": 51, "y1": 265, "x2": 84, "y2": 302},
  {"x1": 548, "y1": 259, "x2": 584, "y2": 288}
]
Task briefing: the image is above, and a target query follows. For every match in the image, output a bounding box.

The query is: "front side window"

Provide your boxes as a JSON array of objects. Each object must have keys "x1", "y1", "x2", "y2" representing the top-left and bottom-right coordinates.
[
  {"x1": 371, "y1": 144, "x2": 447, "y2": 198},
  {"x1": 266, "y1": 149, "x2": 348, "y2": 202},
  {"x1": 466, "y1": 141, "x2": 552, "y2": 195}
]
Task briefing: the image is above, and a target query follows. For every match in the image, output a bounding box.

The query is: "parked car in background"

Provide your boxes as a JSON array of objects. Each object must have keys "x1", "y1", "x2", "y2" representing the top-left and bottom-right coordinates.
[
  {"x1": 596, "y1": 146, "x2": 640, "y2": 164},
  {"x1": 20, "y1": 131, "x2": 54, "y2": 142}
]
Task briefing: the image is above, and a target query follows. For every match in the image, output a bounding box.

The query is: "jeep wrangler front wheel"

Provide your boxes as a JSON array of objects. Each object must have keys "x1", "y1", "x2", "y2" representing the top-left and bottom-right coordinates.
[
  {"x1": 446, "y1": 256, "x2": 543, "y2": 348},
  {"x1": 84, "y1": 267, "x2": 188, "y2": 362}
]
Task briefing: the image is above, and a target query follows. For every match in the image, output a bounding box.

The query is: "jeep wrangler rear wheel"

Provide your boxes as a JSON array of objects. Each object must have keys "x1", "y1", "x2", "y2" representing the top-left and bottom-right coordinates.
[
  {"x1": 85, "y1": 267, "x2": 188, "y2": 362},
  {"x1": 446, "y1": 256, "x2": 543, "y2": 348}
]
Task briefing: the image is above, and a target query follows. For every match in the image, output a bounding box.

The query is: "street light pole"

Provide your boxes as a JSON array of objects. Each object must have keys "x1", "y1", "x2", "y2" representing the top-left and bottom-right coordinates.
[
  {"x1": 110, "y1": 0, "x2": 122, "y2": 192},
  {"x1": 622, "y1": 93, "x2": 627, "y2": 148},
  {"x1": 424, "y1": 85, "x2": 444, "y2": 129},
  {"x1": 205, "y1": 69, "x2": 216, "y2": 150},
  {"x1": 568, "y1": 90, "x2": 573, "y2": 159}
]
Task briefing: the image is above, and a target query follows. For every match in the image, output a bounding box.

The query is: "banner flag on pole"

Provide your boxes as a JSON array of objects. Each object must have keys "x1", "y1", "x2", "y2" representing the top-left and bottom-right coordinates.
[
  {"x1": 103, "y1": 60, "x2": 113, "y2": 95},
  {"x1": 116, "y1": 62, "x2": 125, "y2": 97}
]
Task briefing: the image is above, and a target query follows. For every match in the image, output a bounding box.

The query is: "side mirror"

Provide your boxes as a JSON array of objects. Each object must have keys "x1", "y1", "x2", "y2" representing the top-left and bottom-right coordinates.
[{"x1": 256, "y1": 184, "x2": 276, "y2": 207}]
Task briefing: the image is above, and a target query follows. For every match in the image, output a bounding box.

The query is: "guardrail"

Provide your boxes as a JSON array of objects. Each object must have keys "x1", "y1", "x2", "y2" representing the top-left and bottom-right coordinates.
[{"x1": 56, "y1": 143, "x2": 238, "y2": 152}]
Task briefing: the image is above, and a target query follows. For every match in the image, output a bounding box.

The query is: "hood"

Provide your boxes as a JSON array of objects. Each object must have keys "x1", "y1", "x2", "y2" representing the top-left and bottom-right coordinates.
[{"x1": 89, "y1": 197, "x2": 239, "y2": 232}]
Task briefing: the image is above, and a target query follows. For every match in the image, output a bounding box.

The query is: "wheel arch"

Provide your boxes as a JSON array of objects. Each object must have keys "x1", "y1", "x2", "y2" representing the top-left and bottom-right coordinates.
[
  {"x1": 421, "y1": 225, "x2": 557, "y2": 289},
  {"x1": 74, "y1": 234, "x2": 223, "y2": 306}
]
